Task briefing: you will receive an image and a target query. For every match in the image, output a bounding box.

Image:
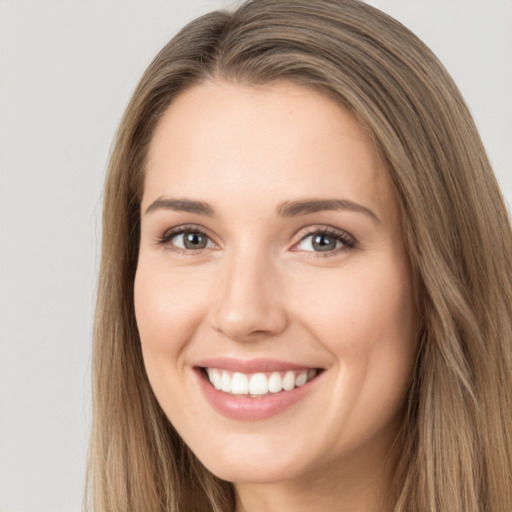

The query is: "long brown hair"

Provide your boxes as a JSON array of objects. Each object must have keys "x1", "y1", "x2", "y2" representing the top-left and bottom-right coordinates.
[{"x1": 86, "y1": 1, "x2": 512, "y2": 510}]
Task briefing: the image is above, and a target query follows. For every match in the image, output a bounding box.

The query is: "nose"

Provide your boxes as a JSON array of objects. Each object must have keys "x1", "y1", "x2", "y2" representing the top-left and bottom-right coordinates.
[{"x1": 210, "y1": 248, "x2": 288, "y2": 342}]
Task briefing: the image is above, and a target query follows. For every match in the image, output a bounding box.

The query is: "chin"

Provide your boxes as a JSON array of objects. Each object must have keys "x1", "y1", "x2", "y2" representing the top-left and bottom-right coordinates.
[
  {"x1": 201, "y1": 455, "x2": 301, "y2": 485},
  {"x1": 187, "y1": 431, "x2": 321, "y2": 485}
]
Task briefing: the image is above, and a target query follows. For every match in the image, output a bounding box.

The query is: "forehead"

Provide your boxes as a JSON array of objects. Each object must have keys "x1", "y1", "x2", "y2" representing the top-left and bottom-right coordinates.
[{"x1": 144, "y1": 80, "x2": 396, "y2": 224}]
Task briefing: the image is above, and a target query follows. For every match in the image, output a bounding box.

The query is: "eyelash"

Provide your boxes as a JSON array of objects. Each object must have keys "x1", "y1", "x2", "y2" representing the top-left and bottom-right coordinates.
[
  {"x1": 156, "y1": 224, "x2": 218, "y2": 254},
  {"x1": 156, "y1": 224, "x2": 357, "y2": 257},
  {"x1": 294, "y1": 226, "x2": 356, "y2": 257}
]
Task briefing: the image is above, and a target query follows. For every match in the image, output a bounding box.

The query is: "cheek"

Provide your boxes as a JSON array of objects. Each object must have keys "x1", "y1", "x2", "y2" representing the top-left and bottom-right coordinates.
[
  {"x1": 295, "y1": 258, "x2": 416, "y2": 348},
  {"x1": 133, "y1": 262, "x2": 215, "y2": 433},
  {"x1": 135, "y1": 262, "x2": 205, "y2": 342},
  {"x1": 293, "y1": 257, "x2": 418, "y2": 409},
  {"x1": 290, "y1": 262, "x2": 418, "y2": 456},
  {"x1": 133, "y1": 262, "x2": 209, "y2": 385}
]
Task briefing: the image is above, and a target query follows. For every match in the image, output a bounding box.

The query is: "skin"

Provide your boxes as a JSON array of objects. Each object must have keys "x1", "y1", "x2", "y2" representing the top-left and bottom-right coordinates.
[{"x1": 134, "y1": 80, "x2": 419, "y2": 512}]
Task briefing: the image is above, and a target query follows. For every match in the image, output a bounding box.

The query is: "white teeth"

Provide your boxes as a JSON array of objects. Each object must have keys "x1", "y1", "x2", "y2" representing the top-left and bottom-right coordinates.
[
  {"x1": 282, "y1": 371, "x2": 295, "y2": 391},
  {"x1": 231, "y1": 372, "x2": 249, "y2": 394},
  {"x1": 207, "y1": 368, "x2": 222, "y2": 390},
  {"x1": 221, "y1": 371, "x2": 231, "y2": 393},
  {"x1": 268, "y1": 372, "x2": 283, "y2": 393},
  {"x1": 295, "y1": 371, "x2": 308, "y2": 387},
  {"x1": 249, "y1": 373, "x2": 268, "y2": 395},
  {"x1": 205, "y1": 368, "x2": 318, "y2": 395}
]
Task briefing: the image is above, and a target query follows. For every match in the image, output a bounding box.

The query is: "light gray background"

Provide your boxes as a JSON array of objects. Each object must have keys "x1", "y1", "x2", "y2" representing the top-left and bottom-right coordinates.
[{"x1": 1, "y1": 1, "x2": 510, "y2": 511}]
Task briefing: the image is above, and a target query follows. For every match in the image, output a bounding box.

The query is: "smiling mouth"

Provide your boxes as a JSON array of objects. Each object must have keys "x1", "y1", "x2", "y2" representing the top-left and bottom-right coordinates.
[{"x1": 202, "y1": 368, "x2": 321, "y2": 397}]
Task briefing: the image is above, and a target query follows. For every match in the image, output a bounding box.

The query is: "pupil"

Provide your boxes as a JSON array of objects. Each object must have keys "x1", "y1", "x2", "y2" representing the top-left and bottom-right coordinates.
[
  {"x1": 184, "y1": 232, "x2": 207, "y2": 249},
  {"x1": 312, "y1": 234, "x2": 336, "y2": 252}
]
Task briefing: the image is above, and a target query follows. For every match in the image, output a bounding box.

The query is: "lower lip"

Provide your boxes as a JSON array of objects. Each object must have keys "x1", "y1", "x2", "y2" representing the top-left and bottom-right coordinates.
[{"x1": 195, "y1": 369, "x2": 321, "y2": 421}]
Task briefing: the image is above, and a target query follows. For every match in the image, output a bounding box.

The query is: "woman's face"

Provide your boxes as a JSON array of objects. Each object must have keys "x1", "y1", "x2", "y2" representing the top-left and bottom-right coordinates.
[{"x1": 135, "y1": 80, "x2": 419, "y2": 486}]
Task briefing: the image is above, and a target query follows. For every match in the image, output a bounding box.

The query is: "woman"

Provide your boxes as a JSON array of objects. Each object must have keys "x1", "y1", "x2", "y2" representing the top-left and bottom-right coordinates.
[{"x1": 86, "y1": 0, "x2": 512, "y2": 510}]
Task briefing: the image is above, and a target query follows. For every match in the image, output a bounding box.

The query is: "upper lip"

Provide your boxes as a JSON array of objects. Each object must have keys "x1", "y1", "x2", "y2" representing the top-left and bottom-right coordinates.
[{"x1": 195, "y1": 357, "x2": 321, "y2": 373}]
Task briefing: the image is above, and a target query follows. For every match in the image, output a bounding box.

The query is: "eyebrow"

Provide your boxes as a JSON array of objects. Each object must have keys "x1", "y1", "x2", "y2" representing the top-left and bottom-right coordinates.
[
  {"x1": 145, "y1": 197, "x2": 214, "y2": 216},
  {"x1": 144, "y1": 196, "x2": 379, "y2": 224},
  {"x1": 277, "y1": 198, "x2": 380, "y2": 223}
]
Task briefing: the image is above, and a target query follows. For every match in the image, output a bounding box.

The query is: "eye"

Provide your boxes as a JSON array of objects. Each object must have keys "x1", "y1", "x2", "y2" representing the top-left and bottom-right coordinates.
[
  {"x1": 174, "y1": 231, "x2": 213, "y2": 250},
  {"x1": 295, "y1": 229, "x2": 355, "y2": 254},
  {"x1": 158, "y1": 227, "x2": 215, "y2": 251}
]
